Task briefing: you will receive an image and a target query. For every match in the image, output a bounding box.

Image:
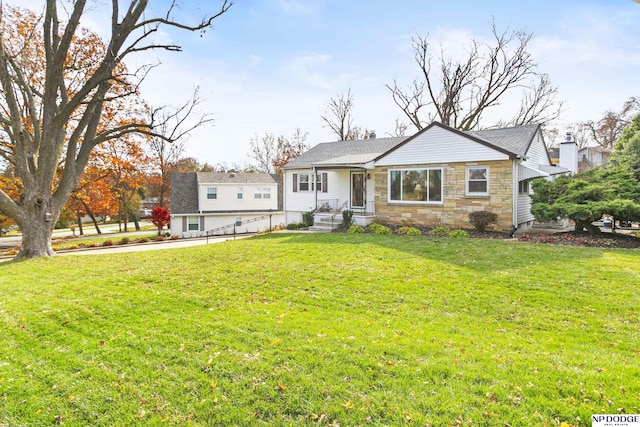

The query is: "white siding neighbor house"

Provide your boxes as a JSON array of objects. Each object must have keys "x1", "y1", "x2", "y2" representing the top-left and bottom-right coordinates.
[
  {"x1": 283, "y1": 122, "x2": 572, "y2": 233},
  {"x1": 170, "y1": 172, "x2": 284, "y2": 237}
]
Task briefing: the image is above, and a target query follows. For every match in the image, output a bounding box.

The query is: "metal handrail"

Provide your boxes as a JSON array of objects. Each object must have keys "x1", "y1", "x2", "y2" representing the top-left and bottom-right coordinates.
[
  {"x1": 330, "y1": 200, "x2": 350, "y2": 227},
  {"x1": 205, "y1": 214, "x2": 271, "y2": 242}
]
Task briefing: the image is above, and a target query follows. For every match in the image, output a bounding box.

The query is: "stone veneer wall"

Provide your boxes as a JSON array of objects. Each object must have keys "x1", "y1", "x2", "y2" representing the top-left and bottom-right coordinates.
[{"x1": 374, "y1": 160, "x2": 514, "y2": 231}]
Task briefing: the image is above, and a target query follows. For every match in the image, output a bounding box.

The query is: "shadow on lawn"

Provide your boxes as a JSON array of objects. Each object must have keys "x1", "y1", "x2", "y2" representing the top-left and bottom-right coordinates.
[{"x1": 256, "y1": 231, "x2": 606, "y2": 274}]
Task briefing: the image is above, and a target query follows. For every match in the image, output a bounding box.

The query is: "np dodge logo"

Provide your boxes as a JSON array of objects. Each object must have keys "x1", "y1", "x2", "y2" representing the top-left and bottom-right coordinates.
[{"x1": 592, "y1": 414, "x2": 640, "y2": 427}]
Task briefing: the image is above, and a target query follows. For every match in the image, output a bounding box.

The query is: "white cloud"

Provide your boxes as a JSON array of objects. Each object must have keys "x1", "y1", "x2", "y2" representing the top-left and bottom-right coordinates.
[
  {"x1": 281, "y1": 52, "x2": 335, "y2": 89},
  {"x1": 275, "y1": 0, "x2": 318, "y2": 16}
]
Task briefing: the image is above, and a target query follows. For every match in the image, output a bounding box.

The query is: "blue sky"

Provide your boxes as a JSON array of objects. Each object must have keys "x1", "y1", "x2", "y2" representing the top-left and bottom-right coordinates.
[{"x1": 15, "y1": 0, "x2": 640, "y2": 166}]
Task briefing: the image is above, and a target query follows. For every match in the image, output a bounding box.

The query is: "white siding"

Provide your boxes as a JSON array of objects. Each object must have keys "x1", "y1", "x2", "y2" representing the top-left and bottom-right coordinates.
[
  {"x1": 523, "y1": 132, "x2": 550, "y2": 168},
  {"x1": 171, "y1": 212, "x2": 285, "y2": 238},
  {"x1": 198, "y1": 183, "x2": 278, "y2": 212},
  {"x1": 376, "y1": 125, "x2": 509, "y2": 166},
  {"x1": 517, "y1": 130, "x2": 549, "y2": 226},
  {"x1": 284, "y1": 169, "x2": 355, "y2": 212},
  {"x1": 283, "y1": 169, "x2": 320, "y2": 213},
  {"x1": 517, "y1": 193, "x2": 534, "y2": 225}
]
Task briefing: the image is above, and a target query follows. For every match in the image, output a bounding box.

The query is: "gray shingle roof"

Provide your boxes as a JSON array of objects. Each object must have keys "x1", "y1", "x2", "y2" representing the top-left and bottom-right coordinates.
[
  {"x1": 283, "y1": 136, "x2": 406, "y2": 169},
  {"x1": 286, "y1": 124, "x2": 541, "y2": 169},
  {"x1": 196, "y1": 172, "x2": 278, "y2": 184},
  {"x1": 170, "y1": 172, "x2": 281, "y2": 215},
  {"x1": 170, "y1": 172, "x2": 199, "y2": 214},
  {"x1": 466, "y1": 124, "x2": 540, "y2": 157}
]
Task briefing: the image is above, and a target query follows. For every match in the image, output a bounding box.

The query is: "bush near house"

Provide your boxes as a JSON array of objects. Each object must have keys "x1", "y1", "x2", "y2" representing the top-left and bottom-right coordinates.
[
  {"x1": 342, "y1": 210, "x2": 354, "y2": 228},
  {"x1": 397, "y1": 226, "x2": 422, "y2": 236},
  {"x1": 428, "y1": 226, "x2": 451, "y2": 236},
  {"x1": 449, "y1": 229, "x2": 469, "y2": 238},
  {"x1": 302, "y1": 211, "x2": 314, "y2": 227},
  {"x1": 347, "y1": 224, "x2": 364, "y2": 233},
  {"x1": 468, "y1": 211, "x2": 498, "y2": 232}
]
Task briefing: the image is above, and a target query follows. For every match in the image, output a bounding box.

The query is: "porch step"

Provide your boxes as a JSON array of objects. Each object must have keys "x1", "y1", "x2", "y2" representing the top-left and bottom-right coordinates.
[{"x1": 309, "y1": 216, "x2": 341, "y2": 232}]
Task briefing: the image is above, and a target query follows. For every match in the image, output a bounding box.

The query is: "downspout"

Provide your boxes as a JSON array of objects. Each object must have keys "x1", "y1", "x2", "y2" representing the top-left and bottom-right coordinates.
[
  {"x1": 363, "y1": 167, "x2": 367, "y2": 213},
  {"x1": 312, "y1": 166, "x2": 318, "y2": 210},
  {"x1": 283, "y1": 170, "x2": 287, "y2": 224},
  {"x1": 511, "y1": 159, "x2": 520, "y2": 237}
]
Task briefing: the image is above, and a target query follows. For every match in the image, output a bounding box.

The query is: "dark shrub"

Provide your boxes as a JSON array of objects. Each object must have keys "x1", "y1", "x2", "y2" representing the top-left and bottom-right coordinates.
[
  {"x1": 469, "y1": 211, "x2": 498, "y2": 232},
  {"x1": 342, "y1": 210, "x2": 354, "y2": 227},
  {"x1": 302, "y1": 211, "x2": 314, "y2": 227},
  {"x1": 286, "y1": 223, "x2": 299, "y2": 230}
]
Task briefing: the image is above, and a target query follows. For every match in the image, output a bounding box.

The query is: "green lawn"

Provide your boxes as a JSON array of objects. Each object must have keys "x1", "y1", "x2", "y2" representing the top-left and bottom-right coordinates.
[{"x1": 0, "y1": 233, "x2": 639, "y2": 426}]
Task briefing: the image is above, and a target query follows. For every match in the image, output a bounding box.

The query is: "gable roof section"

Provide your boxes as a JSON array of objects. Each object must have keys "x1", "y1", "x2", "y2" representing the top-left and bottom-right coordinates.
[
  {"x1": 196, "y1": 172, "x2": 278, "y2": 184},
  {"x1": 376, "y1": 122, "x2": 529, "y2": 162},
  {"x1": 170, "y1": 172, "x2": 199, "y2": 214},
  {"x1": 283, "y1": 136, "x2": 405, "y2": 169},
  {"x1": 467, "y1": 124, "x2": 540, "y2": 158}
]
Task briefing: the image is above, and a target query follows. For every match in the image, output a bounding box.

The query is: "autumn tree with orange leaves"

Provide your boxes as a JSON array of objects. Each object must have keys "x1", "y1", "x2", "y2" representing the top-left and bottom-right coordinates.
[{"x1": 0, "y1": 1, "x2": 232, "y2": 259}]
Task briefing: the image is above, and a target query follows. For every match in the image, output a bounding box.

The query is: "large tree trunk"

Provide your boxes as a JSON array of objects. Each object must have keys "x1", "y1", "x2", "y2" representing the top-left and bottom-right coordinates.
[
  {"x1": 18, "y1": 212, "x2": 56, "y2": 259},
  {"x1": 76, "y1": 211, "x2": 84, "y2": 235},
  {"x1": 575, "y1": 219, "x2": 601, "y2": 237},
  {"x1": 82, "y1": 201, "x2": 102, "y2": 234}
]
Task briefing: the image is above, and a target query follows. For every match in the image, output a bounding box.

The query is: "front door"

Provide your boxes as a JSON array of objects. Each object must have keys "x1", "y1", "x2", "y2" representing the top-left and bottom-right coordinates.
[{"x1": 351, "y1": 172, "x2": 365, "y2": 209}]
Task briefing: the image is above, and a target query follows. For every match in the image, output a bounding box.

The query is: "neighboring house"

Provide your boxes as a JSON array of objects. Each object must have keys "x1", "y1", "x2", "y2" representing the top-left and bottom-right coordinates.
[
  {"x1": 283, "y1": 122, "x2": 571, "y2": 232},
  {"x1": 170, "y1": 172, "x2": 284, "y2": 237},
  {"x1": 578, "y1": 146, "x2": 610, "y2": 172}
]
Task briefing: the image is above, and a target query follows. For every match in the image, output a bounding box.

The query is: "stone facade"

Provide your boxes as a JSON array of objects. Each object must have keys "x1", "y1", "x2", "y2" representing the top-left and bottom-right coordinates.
[{"x1": 374, "y1": 160, "x2": 514, "y2": 231}]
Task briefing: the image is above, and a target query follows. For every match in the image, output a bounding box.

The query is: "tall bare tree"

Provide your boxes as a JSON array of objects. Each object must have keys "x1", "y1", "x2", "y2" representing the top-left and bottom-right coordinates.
[
  {"x1": 147, "y1": 87, "x2": 212, "y2": 207},
  {"x1": 386, "y1": 21, "x2": 562, "y2": 131},
  {"x1": 581, "y1": 96, "x2": 640, "y2": 151},
  {"x1": 248, "y1": 128, "x2": 309, "y2": 174},
  {"x1": 0, "y1": 1, "x2": 232, "y2": 259},
  {"x1": 320, "y1": 88, "x2": 367, "y2": 141}
]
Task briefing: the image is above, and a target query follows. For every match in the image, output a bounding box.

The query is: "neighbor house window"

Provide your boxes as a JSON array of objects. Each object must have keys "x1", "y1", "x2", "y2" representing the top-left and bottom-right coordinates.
[
  {"x1": 388, "y1": 168, "x2": 443, "y2": 203},
  {"x1": 188, "y1": 216, "x2": 199, "y2": 231},
  {"x1": 466, "y1": 166, "x2": 489, "y2": 196},
  {"x1": 237, "y1": 188, "x2": 243, "y2": 199},
  {"x1": 207, "y1": 187, "x2": 217, "y2": 199},
  {"x1": 254, "y1": 188, "x2": 270, "y2": 199},
  {"x1": 299, "y1": 174, "x2": 310, "y2": 191},
  {"x1": 518, "y1": 180, "x2": 529, "y2": 195}
]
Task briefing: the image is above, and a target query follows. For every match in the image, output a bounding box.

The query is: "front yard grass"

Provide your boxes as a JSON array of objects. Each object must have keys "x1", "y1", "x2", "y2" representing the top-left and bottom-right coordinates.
[{"x1": 0, "y1": 233, "x2": 639, "y2": 426}]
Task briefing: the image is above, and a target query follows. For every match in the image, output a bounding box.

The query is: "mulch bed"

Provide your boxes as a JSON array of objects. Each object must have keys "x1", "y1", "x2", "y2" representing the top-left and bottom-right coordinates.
[
  {"x1": 516, "y1": 230, "x2": 640, "y2": 249},
  {"x1": 353, "y1": 221, "x2": 640, "y2": 249}
]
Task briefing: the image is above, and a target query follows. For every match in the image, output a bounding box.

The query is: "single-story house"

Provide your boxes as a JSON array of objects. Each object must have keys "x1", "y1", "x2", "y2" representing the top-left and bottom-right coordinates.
[
  {"x1": 283, "y1": 121, "x2": 573, "y2": 232},
  {"x1": 170, "y1": 172, "x2": 284, "y2": 237}
]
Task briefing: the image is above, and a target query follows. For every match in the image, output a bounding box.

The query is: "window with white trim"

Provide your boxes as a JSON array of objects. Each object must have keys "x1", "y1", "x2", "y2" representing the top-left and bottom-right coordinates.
[
  {"x1": 518, "y1": 180, "x2": 529, "y2": 195},
  {"x1": 388, "y1": 168, "x2": 443, "y2": 203},
  {"x1": 299, "y1": 174, "x2": 310, "y2": 191},
  {"x1": 187, "y1": 216, "x2": 199, "y2": 231},
  {"x1": 207, "y1": 187, "x2": 217, "y2": 199},
  {"x1": 315, "y1": 174, "x2": 322, "y2": 192},
  {"x1": 466, "y1": 166, "x2": 489, "y2": 196},
  {"x1": 237, "y1": 188, "x2": 243, "y2": 199},
  {"x1": 254, "y1": 187, "x2": 271, "y2": 199}
]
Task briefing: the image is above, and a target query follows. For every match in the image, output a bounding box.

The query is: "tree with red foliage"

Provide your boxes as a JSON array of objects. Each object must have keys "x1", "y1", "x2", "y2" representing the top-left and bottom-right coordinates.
[{"x1": 151, "y1": 206, "x2": 170, "y2": 236}]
